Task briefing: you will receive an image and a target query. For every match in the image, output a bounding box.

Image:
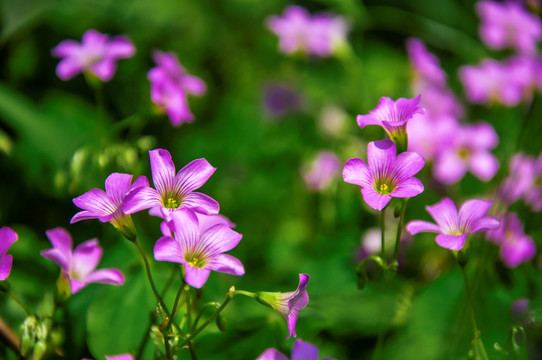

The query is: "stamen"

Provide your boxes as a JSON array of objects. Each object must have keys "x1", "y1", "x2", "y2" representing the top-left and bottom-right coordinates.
[
  {"x1": 380, "y1": 184, "x2": 389, "y2": 192},
  {"x1": 165, "y1": 197, "x2": 180, "y2": 209}
]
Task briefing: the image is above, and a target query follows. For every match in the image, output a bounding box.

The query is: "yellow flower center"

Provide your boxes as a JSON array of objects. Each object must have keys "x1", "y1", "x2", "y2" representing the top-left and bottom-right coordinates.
[
  {"x1": 376, "y1": 182, "x2": 393, "y2": 195},
  {"x1": 188, "y1": 257, "x2": 200, "y2": 267},
  {"x1": 380, "y1": 184, "x2": 389, "y2": 192},
  {"x1": 165, "y1": 197, "x2": 180, "y2": 209}
]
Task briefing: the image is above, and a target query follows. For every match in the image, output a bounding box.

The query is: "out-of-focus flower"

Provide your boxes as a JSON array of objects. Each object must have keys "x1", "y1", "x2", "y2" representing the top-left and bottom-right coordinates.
[
  {"x1": 71, "y1": 173, "x2": 148, "y2": 241},
  {"x1": 406, "y1": 197, "x2": 500, "y2": 250},
  {"x1": 262, "y1": 84, "x2": 304, "y2": 119},
  {"x1": 523, "y1": 152, "x2": 542, "y2": 211},
  {"x1": 476, "y1": 1, "x2": 542, "y2": 55},
  {"x1": 0, "y1": 227, "x2": 17, "y2": 281},
  {"x1": 343, "y1": 139, "x2": 425, "y2": 211},
  {"x1": 148, "y1": 51, "x2": 206, "y2": 126},
  {"x1": 433, "y1": 122, "x2": 499, "y2": 184},
  {"x1": 302, "y1": 151, "x2": 341, "y2": 191},
  {"x1": 487, "y1": 213, "x2": 536, "y2": 267},
  {"x1": 41, "y1": 228, "x2": 124, "y2": 294},
  {"x1": 317, "y1": 105, "x2": 348, "y2": 138},
  {"x1": 257, "y1": 339, "x2": 336, "y2": 360},
  {"x1": 123, "y1": 149, "x2": 219, "y2": 221},
  {"x1": 255, "y1": 274, "x2": 310, "y2": 339},
  {"x1": 267, "y1": 6, "x2": 348, "y2": 57},
  {"x1": 497, "y1": 153, "x2": 535, "y2": 205},
  {"x1": 153, "y1": 209, "x2": 244, "y2": 288},
  {"x1": 357, "y1": 96, "x2": 425, "y2": 152},
  {"x1": 407, "y1": 114, "x2": 457, "y2": 162},
  {"x1": 406, "y1": 38, "x2": 447, "y2": 87},
  {"x1": 511, "y1": 298, "x2": 533, "y2": 324},
  {"x1": 160, "y1": 212, "x2": 235, "y2": 237},
  {"x1": 52, "y1": 29, "x2": 135, "y2": 81}
]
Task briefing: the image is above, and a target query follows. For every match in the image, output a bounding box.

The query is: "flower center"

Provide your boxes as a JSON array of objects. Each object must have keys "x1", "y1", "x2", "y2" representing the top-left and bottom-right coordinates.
[
  {"x1": 457, "y1": 147, "x2": 470, "y2": 160},
  {"x1": 186, "y1": 253, "x2": 206, "y2": 268},
  {"x1": 165, "y1": 197, "x2": 180, "y2": 209},
  {"x1": 375, "y1": 181, "x2": 393, "y2": 195}
]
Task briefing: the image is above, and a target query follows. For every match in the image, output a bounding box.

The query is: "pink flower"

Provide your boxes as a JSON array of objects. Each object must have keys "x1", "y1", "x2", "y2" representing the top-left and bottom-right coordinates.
[
  {"x1": 343, "y1": 139, "x2": 425, "y2": 210},
  {"x1": 0, "y1": 227, "x2": 18, "y2": 281},
  {"x1": 257, "y1": 339, "x2": 336, "y2": 360},
  {"x1": 487, "y1": 213, "x2": 536, "y2": 268},
  {"x1": 148, "y1": 51, "x2": 206, "y2": 126},
  {"x1": 52, "y1": 29, "x2": 135, "y2": 81},
  {"x1": 406, "y1": 197, "x2": 500, "y2": 250},
  {"x1": 41, "y1": 228, "x2": 124, "y2": 294},
  {"x1": 302, "y1": 151, "x2": 341, "y2": 191}
]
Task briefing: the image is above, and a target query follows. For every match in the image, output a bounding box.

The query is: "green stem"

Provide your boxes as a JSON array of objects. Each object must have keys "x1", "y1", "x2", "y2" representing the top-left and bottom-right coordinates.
[
  {"x1": 8, "y1": 289, "x2": 30, "y2": 316},
  {"x1": 381, "y1": 206, "x2": 387, "y2": 265},
  {"x1": 187, "y1": 340, "x2": 198, "y2": 360},
  {"x1": 392, "y1": 199, "x2": 408, "y2": 269},
  {"x1": 166, "y1": 278, "x2": 185, "y2": 335},
  {"x1": 186, "y1": 286, "x2": 192, "y2": 332},
  {"x1": 191, "y1": 302, "x2": 221, "y2": 333}
]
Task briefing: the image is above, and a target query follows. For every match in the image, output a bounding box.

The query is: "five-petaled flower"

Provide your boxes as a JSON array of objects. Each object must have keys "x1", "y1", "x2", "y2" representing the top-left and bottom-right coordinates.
[
  {"x1": 52, "y1": 29, "x2": 135, "y2": 82},
  {"x1": 357, "y1": 96, "x2": 425, "y2": 152},
  {"x1": 70, "y1": 173, "x2": 149, "y2": 241},
  {"x1": 153, "y1": 208, "x2": 244, "y2": 289},
  {"x1": 123, "y1": 149, "x2": 219, "y2": 221},
  {"x1": 343, "y1": 139, "x2": 425, "y2": 211},
  {"x1": 148, "y1": 51, "x2": 207, "y2": 126},
  {"x1": 255, "y1": 274, "x2": 310, "y2": 339},
  {"x1": 406, "y1": 197, "x2": 500, "y2": 250},
  {"x1": 41, "y1": 228, "x2": 124, "y2": 294},
  {"x1": 0, "y1": 227, "x2": 18, "y2": 281},
  {"x1": 257, "y1": 339, "x2": 336, "y2": 360}
]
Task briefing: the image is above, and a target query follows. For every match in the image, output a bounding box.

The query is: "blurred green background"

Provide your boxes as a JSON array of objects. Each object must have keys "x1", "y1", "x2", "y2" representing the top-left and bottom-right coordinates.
[{"x1": 1, "y1": 0, "x2": 542, "y2": 359}]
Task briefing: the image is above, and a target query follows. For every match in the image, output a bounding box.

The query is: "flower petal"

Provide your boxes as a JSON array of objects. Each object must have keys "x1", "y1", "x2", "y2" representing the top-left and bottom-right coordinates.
[
  {"x1": 405, "y1": 220, "x2": 441, "y2": 235},
  {"x1": 0, "y1": 255, "x2": 13, "y2": 281},
  {"x1": 91, "y1": 59, "x2": 116, "y2": 82},
  {"x1": 56, "y1": 59, "x2": 83, "y2": 81},
  {"x1": 458, "y1": 199, "x2": 494, "y2": 232},
  {"x1": 150, "y1": 149, "x2": 176, "y2": 196},
  {"x1": 434, "y1": 151, "x2": 467, "y2": 184},
  {"x1": 435, "y1": 233, "x2": 467, "y2": 250},
  {"x1": 343, "y1": 158, "x2": 372, "y2": 188},
  {"x1": 122, "y1": 186, "x2": 161, "y2": 214},
  {"x1": 175, "y1": 158, "x2": 216, "y2": 195},
  {"x1": 153, "y1": 236, "x2": 183, "y2": 263},
  {"x1": 426, "y1": 198, "x2": 458, "y2": 234},
  {"x1": 71, "y1": 239, "x2": 102, "y2": 279},
  {"x1": 367, "y1": 139, "x2": 396, "y2": 178},
  {"x1": 169, "y1": 208, "x2": 200, "y2": 253},
  {"x1": 182, "y1": 75, "x2": 207, "y2": 95},
  {"x1": 391, "y1": 177, "x2": 424, "y2": 198},
  {"x1": 106, "y1": 35, "x2": 136, "y2": 59},
  {"x1": 471, "y1": 216, "x2": 501, "y2": 233},
  {"x1": 85, "y1": 268, "x2": 125, "y2": 286},
  {"x1": 286, "y1": 309, "x2": 299, "y2": 339},
  {"x1": 105, "y1": 173, "x2": 133, "y2": 206},
  {"x1": 51, "y1": 40, "x2": 80, "y2": 57},
  {"x1": 393, "y1": 151, "x2": 425, "y2": 182},
  {"x1": 469, "y1": 151, "x2": 499, "y2": 181},
  {"x1": 199, "y1": 225, "x2": 242, "y2": 255},
  {"x1": 72, "y1": 188, "x2": 116, "y2": 222},
  {"x1": 207, "y1": 254, "x2": 245, "y2": 276},
  {"x1": 292, "y1": 339, "x2": 319, "y2": 360},
  {"x1": 184, "y1": 264, "x2": 210, "y2": 288},
  {"x1": 256, "y1": 349, "x2": 289, "y2": 360},
  {"x1": 182, "y1": 192, "x2": 220, "y2": 215},
  {"x1": 361, "y1": 188, "x2": 392, "y2": 211},
  {"x1": 42, "y1": 228, "x2": 73, "y2": 271},
  {"x1": 0, "y1": 227, "x2": 18, "y2": 256}
]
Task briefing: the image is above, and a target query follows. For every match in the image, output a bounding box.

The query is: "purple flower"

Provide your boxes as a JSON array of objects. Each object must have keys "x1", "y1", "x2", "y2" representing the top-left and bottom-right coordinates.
[
  {"x1": 160, "y1": 212, "x2": 235, "y2": 237},
  {"x1": 52, "y1": 29, "x2": 135, "y2": 82},
  {"x1": 267, "y1": 6, "x2": 348, "y2": 57},
  {"x1": 153, "y1": 208, "x2": 244, "y2": 288},
  {"x1": 106, "y1": 355, "x2": 134, "y2": 360},
  {"x1": 70, "y1": 173, "x2": 149, "y2": 241},
  {"x1": 406, "y1": 38, "x2": 447, "y2": 87},
  {"x1": 148, "y1": 51, "x2": 206, "y2": 126},
  {"x1": 477, "y1": 1, "x2": 542, "y2": 55},
  {"x1": 406, "y1": 198, "x2": 500, "y2": 250},
  {"x1": 123, "y1": 149, "x2": 219, "y2": 221},
  {"x1": 257, "y1": 339, "x2": 336, "y2": 360},
  {"x1": 302, "y1": 151, "x2": 341, "y2": 191},
  {"x1": 343, "y1": 139, "x2": 425, "y2": 211},
  {"x1": 357, "y1": 96, "x2": 425, "y2": 152},
  {"x1": 487, "y1": 213, "x2": 536, "y2": 268},
  {"x1": 407, "y1": 114, "x2": 457, "y2": 162},
  {"x1": 523, "y1": 152, "x2": 542, "y2": 211},
  {"x1": 497, "y1": 153, "x2": 535, "y2": 205},
  {"x1": 263, "y1": 84, "x2": 304, "y2": 119},
  {"x1": 0, "y1": 227, "x2": 18, "y2": 281},
  {"x1": 255, "y1": 274, "x2": 310, "y2": 339},
  {"x1": 41, "y1": 228, "x2": 124, "y2": 294}
]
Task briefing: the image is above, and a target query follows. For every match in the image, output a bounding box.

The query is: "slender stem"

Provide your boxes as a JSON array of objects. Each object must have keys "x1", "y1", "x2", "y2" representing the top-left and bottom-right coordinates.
[
  {"x1": 133, "y1": 238, "x2": 170, "y2": 317},
  {"x1": 460, "y1": 264, "x2": 489, "y2": 360},
  {"x1": 392, "y1": 199, "x2": 408, "y2": 268},
  {"x1": 180, "y1": 290, "x2": 233, "y2": 347},
  {"x1": 380, "y1": 206, "x2": 387, "y2": 264},
  {"x1": 187, "y1": 341, "x2": 198, "y2": 360},
  {"x1": 166, "y1": 278, "x2": 185, "y2": 334},
  {"x1": 191, "y1": 302, "x2": 220, "y2": 332},
  {"x1": 8, "y1": 289, "x2": 30, "y2": 316}
]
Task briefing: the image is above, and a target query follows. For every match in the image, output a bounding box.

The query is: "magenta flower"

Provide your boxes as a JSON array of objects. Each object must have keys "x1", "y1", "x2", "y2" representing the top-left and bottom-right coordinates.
[
  {"x1": 106, "y1": 355, "x2": 134, "y2": 360},
  {"x1": 357, "y1": 96, "x2": 425, "y2": 152},
  {"x1": 52, "y1": 29, "x2": 135, "y2": 82},
  {"x1": 487, "y1": 213, "x2": 536, "y2": 268},
  {"x1": 160, "y1": 212, "x2": 235, "y2": 238},
  {"x1": 123, "y1": 149, "x2": 219, "y2": 221},
  {"x1": 302, "y1": 151, "x2": 341, "y2": 191},
  {"x1": 267, "y1": 6, "x2": 348, "y2": 57},
  {"x1": 153, "y1": 209, "x2": 244, "y2": 288},
  {"x1": 70, "y1": 173, "x2": 149, "y2": 241},
  {"x1": 343, "y1": 139, "x2": 425, "y2": 211},
  {"x1": 406, "y1": 198, "x2": 500, "y2": 250},
  {"x1": 255, "y1": 274, "x2": 309, "y2": 339},
  {"x1": 148, "y1": 51, "x2": 206, "y2": 126},
  {"x1": 498, "y1": 153, "x2": 535, "y2": 205},
  {"x1": 0, "y1": 227, "x2": 18, "y2": 281},
  {"x1": 523, "y1": 152, "x2": 542, "y2": 211},
  {"x1": 476, "y1": 1, "x2": 542, "y2": 55},
  {"x1": 406, "y1": 38, "x2": 447, "y2": 87},
  {"x1": 41, "y1": 228, "x2": 124, "y2": 294},
  {"x1": 433, "y1": 121, "x2": 499, "y2": 184},
  {"x1": 257, "y1": 339, "x2": 336, "y2": 360}
]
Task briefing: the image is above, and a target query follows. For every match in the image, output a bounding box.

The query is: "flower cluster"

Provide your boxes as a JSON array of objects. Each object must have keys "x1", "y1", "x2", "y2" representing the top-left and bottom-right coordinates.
[{"x1": 267, "y1": 6, "x2": 348, "y2": 57}]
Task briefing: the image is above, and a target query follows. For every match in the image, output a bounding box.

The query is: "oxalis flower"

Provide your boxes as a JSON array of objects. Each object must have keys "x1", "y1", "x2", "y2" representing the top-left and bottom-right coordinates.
[
  {"x1": 357, "y1": 96, "x2": 425, "y2": 152},
  {"x1": 343, "y1": 139, "x2": 425, "y2": 211},
  {"x1": 70, "y1": 173, "x2": 149, "y2": 241},
  {"x1": 123, "y1": 148, "x2": 219, "y2": 221},
  {"x1": 41, "y1": 228, "x2": 124, "y2": 294},
  {"x1": 0, "y1": 227, "x2": 18, "y2": 281},
  {"x1": 153, "y1": 208, "x2": 244, "y2": 288},
  {"x1": 255, "y1": 274, "x2": 309, "y2": 339},
  {"x1": 406, "y1": 198, "x2": 500, "y2": 251},
  {"x1": 52, "y1": 29, "x2": 135, "y2": 82},
  {"x1": 257, "y1": 339, "x2": 336, "y2": 360}
]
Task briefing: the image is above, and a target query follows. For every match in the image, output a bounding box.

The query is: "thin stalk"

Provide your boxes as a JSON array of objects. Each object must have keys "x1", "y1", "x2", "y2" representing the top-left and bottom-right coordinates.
[
  {"x1": 381, "y1": 206, "x2": 387, "y2": 265},
  {"x1": 392, "y1": 199, "x2": 408, "y2": 268},
  {"x1": 165, "y1": 278, "x2": 185, "y2": 335},
  {"x1": 8, "y1": 289, "x2": 30, "y2": 316},
  {"x1": 186, "y1": 286, "x2": 192, "y2": 332},
  {"x1": 187, "y1": 341, "x2": 198, "y2": 360},
  {"x1": 191, "y1": 302, "x2": 220, "y2": 333},
  {"x1": 460, "y1": 265, "x2": 489, "y2": 360},
  {"x1": 133, "y1": 238, "x2": 170, "y2": 317}
]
